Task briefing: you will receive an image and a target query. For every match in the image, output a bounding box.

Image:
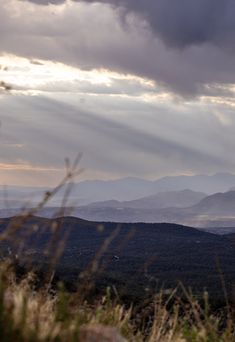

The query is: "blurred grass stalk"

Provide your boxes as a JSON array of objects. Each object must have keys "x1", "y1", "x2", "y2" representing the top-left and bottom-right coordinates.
[{"x1": 0, "y1": 263, "x2": 235, "y2": 341}]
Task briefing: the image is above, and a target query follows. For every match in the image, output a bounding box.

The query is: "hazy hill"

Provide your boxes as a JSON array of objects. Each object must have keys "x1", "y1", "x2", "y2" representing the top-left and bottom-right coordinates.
[
  {"x1": 88, "y1": 189, "x2": 206, "y2": 209},
  {"x1": 191, "y1": 191, "x2": 235, "y2": 215}
]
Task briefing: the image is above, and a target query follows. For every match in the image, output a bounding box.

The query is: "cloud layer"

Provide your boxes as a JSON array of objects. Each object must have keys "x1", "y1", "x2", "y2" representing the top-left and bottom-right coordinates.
[
  {"x1": 26, "y1": 0, "x2": 235, "y2": 49},
  {"x1": 1, "y1": 0, "x2": 235, "y2": 185},
  {"x1": 0, "y1": 0, "x2": 233, "y2": 95}
]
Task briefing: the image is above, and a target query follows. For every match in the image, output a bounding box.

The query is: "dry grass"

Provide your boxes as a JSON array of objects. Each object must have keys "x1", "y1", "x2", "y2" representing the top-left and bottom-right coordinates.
[
  {"x1": 0, "y1": 261, "x2": 136, "y2": 341},
  {"x1": 0, "y1": 261, "x2": 235, "y2": 341}
]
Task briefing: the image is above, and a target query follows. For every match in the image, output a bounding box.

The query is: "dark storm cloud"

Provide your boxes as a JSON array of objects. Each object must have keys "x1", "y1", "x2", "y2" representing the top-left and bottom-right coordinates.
[{"x1": 26, "y1": 0, "x2": 235, "y2": 49}]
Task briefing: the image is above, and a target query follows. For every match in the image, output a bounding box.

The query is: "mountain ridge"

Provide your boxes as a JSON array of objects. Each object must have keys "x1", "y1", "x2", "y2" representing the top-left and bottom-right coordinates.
[
  {"x1": 88, "y1": 189, "x2": 206, "y2": 209},
  {"x1": 1, "y1": 172, "x2": 235, "y2": 207}
]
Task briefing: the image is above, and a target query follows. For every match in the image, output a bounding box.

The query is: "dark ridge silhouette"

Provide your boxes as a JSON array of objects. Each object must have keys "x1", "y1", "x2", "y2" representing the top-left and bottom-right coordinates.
[{"x1": 1, "y1": 216, "x2": 235, "y2": 301}]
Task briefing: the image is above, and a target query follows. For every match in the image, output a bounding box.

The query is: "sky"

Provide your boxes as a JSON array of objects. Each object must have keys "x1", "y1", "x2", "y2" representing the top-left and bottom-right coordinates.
[{"x1": 1, "y1": 0, "x2": 235, "y2": 186}]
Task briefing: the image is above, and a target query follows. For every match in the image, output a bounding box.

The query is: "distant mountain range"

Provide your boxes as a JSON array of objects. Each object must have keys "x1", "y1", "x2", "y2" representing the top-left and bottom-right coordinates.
[
  {"x1": 88, "y1": 189, "x2": 206, "y2": 209},
  {"x1": 1, "y1": 172, "x2": 235, "y2": 207},
  {"x1": 63, "y1": 190, "x2": 235, "y2": 229},
  {"x1": 58, "y1": 172, "x2": 235, "y2": 202},
  {"x1": 1, "y1": 189, "x2": 235, "y2": 230},
  {"x1": 1, "y1": 173, "x2": 235, "y2": 231}
]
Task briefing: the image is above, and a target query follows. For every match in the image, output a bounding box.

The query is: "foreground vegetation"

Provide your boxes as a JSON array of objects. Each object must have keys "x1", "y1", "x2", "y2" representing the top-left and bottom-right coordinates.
[{"x1": 0, "y1": 261, "x2": 234, "y2": 342}]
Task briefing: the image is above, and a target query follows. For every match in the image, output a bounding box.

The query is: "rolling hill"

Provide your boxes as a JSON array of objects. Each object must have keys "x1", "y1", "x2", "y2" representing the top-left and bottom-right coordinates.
[
  {"x1": 0, "y1": 216, "x2": 235, "y2": 301},
  {"x1": 191, "y1": 190, "x2": 235, "y2": 215}
]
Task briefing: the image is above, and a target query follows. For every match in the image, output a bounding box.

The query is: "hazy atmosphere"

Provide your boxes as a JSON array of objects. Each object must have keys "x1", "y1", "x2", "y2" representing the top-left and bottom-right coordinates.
[{"x1": 1, "y1": 0, "x2": 235, "y2": 186}]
